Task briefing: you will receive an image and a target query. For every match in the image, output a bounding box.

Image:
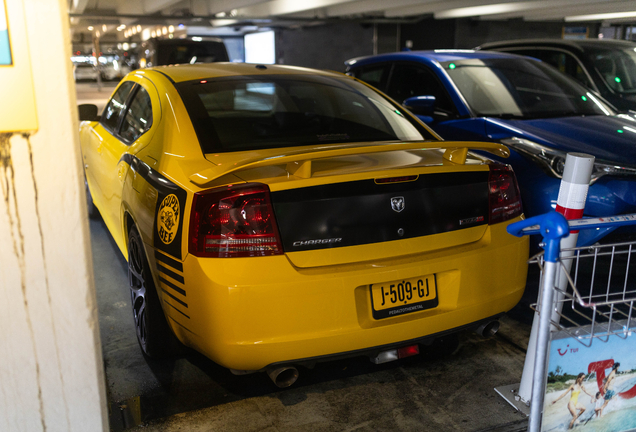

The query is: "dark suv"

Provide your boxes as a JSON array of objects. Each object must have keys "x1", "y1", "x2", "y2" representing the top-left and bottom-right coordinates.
[
  {"x1": 138, "y1": 36, "x2": 229, "y2": 68},
  {"x1": 478, "y1": 39, "x2": 636, "y2": 111}
]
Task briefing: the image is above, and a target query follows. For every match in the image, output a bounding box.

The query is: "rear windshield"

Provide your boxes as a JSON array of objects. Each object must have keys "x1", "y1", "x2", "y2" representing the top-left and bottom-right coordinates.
[{"x1": 175, "y1": 74, "x2": 437, "y2": 153}]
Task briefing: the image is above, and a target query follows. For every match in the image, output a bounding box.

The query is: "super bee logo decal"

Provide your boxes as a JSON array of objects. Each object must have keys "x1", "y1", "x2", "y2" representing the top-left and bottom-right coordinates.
[{"x1": 157, "y1": 194, "x2": 180, "y2": 244}]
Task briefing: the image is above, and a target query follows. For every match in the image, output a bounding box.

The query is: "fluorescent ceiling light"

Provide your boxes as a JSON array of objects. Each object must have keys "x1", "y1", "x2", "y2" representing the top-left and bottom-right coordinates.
[
  {"x1": 435, "y1": 3, "x2": 527, "y2": 19},
  {"x1": 565, "y1": 11, "x2": 636, "y2": 21},
  {"x1": 211, "y1": 19, "x2": 239, "y2": 27}
]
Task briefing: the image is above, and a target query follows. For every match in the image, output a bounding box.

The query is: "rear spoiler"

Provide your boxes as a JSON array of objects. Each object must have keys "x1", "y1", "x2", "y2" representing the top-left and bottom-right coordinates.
[{"x1": 189, "y1": 141, "x2": 509, "y2": 187}]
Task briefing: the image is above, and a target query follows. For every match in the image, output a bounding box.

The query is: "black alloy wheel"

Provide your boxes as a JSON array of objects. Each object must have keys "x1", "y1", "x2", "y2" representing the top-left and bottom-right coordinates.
[{"x1": 128, "y1": 226, "x2": 179, "y2": 358}]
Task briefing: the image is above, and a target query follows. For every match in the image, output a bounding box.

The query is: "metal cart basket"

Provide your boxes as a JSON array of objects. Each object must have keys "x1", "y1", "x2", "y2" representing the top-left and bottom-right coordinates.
[{"x1": 531, "y1": 239, "x2": 636, "y2": 346}]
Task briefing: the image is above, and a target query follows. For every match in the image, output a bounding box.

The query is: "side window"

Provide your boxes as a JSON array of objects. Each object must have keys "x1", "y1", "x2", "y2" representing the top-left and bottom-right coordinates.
[
  {"x1": 509, "y1": 49, "x2": 594, "y2": 89},
  {"x1": 101, "y1": 81, "x2": 135, "y2": 132},
  {"x1": 119, "y1": 86, "x2": 153, "y2": 143},
  {"x1": 351, "y1": 64, "x2": 390, "y2": 91},
  {"x1": 386, "y1": 63, "x2": 456, "y2": 114}
]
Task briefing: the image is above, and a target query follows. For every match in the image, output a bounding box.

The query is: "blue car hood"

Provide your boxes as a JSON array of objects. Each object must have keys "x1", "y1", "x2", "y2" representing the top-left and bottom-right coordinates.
[{"x1": 486, "y1": 115, "x2": 636, "y2": 164}]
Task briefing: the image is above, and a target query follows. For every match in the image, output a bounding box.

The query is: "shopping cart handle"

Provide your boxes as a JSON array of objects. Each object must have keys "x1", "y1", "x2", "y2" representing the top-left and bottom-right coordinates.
[
  {"x1": 508, "y1": 212, "x2": 570, "y2": 262},
  {"x1": 507, "y1": 212, "x2": 570, "y2": 240}
]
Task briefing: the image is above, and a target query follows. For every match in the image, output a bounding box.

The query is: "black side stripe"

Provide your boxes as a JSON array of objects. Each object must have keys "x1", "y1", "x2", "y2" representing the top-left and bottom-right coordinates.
[
  {"x1": 120, "y1": 153, "x2": 133, "y2": 166},
  {"x1": 155, "y1": 251, "x2": 184, "y2": 272},
  {"x1": 164, "y1": 300, "x2": 190, "y2": 319},
  {"x1": 160, "y1": 277, "x2": 186, "y2": 296},
  {"x1": 157, "y1": 264, "x2": 185, "y2": 284},
  {"x1": 118, "y1": 154, "x2": 181, "y2": 192},
  {"x1": 162, "y1": 289, "x2": 188, "y2": 308}
]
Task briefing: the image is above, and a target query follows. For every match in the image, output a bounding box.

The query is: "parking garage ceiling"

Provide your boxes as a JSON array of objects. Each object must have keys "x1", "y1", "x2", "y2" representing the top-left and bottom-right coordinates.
[{"x1": 69, "y1": 0, "x2": 636, "y2": 38}]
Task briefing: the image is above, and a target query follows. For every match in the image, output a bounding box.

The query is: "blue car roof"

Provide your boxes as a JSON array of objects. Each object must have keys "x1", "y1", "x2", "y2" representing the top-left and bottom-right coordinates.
[{"x1": 346, "y1": 50, "x2": 530, "y2": 67}]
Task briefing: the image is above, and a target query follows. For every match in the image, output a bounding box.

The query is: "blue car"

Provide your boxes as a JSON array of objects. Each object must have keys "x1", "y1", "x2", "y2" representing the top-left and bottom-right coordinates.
[{"x1": 346, "y1": 50, "x2": 636, "y2": 246}]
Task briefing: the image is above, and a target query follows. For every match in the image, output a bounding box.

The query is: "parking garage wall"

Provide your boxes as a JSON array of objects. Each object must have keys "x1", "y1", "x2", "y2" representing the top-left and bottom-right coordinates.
[
  {"x1": 277, "y1": 22, "x2": 374, "y2": 72},
  {"x1": 453, "y1": 19, "x2": 599, "y2": 48},
  {"x1": 276, "y1": 19, "x2": 602, "y2": 73},
  {"x1": 398, "y1": 19, "x2": 457, "y2": 51}
]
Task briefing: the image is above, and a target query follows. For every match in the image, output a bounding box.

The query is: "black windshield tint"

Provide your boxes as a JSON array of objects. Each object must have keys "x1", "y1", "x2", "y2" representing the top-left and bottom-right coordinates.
[
  {"x1": 443, "y1": 58, "x2": 613, "y2": 119},
  {"x1": 176, "y1": 75, "x2": 436, "y2": 153}
]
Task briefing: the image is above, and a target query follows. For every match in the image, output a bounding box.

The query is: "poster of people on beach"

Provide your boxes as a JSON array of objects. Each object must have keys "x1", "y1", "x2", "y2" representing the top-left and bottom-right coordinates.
[{"x1": 542, "y1": 330, "x2": 636, "y2": 431}]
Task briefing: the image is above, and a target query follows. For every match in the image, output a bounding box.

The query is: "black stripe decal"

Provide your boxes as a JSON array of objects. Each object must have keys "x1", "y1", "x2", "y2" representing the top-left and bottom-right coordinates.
[
  {"x1": 155, "y1": 251, "x2": 184, "y2": 272},
  {"x1": 157, "y1": 264, "x2": 185, "y2": 284},
  {"x1": 272, "y1": 171, "x2": 489, "y2": 251},
  {"x1": 160, "y1": 277, "x2": 186, "y2": 296},
  {"x1": 118, "y1": 154, "x2": 181, "y2": 193},
  {"x1": 118, "y1": 154, "x2": 187, "y2": 260},
  {"x1": 162, "y1": 289, "x2": 188, "y2": 308},
  {"x1": 164, "y1": 300, "x2": 190, "y2": 319},
  {"x1": 120, "y1": 153, "x2": 134, "y2": 166}
]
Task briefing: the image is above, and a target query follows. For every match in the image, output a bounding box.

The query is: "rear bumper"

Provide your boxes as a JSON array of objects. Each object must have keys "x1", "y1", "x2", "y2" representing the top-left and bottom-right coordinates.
[
  {"x1": 258, "y1": 313, "x2": 504, "y2": 371},
  {"x1": 156, "y1": 217, "x2": 529, "y2": 371}
]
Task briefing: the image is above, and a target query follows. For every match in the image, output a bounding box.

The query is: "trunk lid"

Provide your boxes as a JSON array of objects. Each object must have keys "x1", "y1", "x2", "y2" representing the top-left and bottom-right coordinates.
[
  {"x1": 189, "y1": 142, "x2": 508, "y2": 267},
  {"x1": 271, "y1": 169, "x2": 490, "y2": 261}
]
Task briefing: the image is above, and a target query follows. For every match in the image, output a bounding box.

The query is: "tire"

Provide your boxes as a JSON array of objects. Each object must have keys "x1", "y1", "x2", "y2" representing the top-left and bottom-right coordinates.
[
  {"x1": 128, "y1": 226, "x2": 181, "y2": 358},
  {"x1": 85, "y1": 178, "x2": 100, "y2": 219}
]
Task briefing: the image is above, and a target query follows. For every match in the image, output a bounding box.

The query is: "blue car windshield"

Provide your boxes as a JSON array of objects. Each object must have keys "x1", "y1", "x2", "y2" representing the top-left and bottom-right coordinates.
[
  {"x1": 442, "y1": 58, "x2": 614, "y2": 119},
  {"x1": 176, "y1": 74, "x2": 436, "y2": 153},
  {"x1": 586, "y1": 46, "x2": 636, "y2": 95}
]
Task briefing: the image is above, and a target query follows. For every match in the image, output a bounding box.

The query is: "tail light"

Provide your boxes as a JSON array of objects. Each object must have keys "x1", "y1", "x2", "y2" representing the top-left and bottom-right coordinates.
[
  {"x1": 189, "y1": 183, "x2": 283, "y2": 258},
  {"x1": 488, "y1": 164, "x2": 523, "y2": 225}
]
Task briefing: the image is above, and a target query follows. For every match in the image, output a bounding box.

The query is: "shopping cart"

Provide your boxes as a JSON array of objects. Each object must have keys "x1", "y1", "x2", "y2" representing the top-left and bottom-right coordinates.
[{"x1": 507, "y1": 212, "x2": 636, "y2": 432}]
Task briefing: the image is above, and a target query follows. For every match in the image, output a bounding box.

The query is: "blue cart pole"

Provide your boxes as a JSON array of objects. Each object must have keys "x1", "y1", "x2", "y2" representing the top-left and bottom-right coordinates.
[{"x1": 508, "y1": 212, "x2": 570, "y2": 432}]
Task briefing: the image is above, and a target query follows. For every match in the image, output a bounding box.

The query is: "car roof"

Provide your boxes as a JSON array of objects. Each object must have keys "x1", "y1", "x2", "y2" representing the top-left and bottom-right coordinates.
[
  {"x1": 345, "y1": 49, "x2": 531, "y2": 67},
  {"x1": 478, "y1": 38, "x2": 636, "y2": 53},
  {"x1": 144, "y1": 36, "x2": 225, "y2": 46},
  {"x1": 144, "y1": 62, "x2": 344, "y2": 83}
]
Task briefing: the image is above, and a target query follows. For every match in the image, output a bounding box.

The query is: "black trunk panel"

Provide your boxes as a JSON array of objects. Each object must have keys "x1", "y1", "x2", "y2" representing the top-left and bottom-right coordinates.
[{"x1": 271, "y1": 172, "x2": 489, "y2": 252}]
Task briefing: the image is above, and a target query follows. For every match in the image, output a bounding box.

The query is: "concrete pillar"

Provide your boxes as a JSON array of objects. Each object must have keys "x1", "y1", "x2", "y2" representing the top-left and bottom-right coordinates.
[{"x1": 0, "y1": 0, "x2": 108, "y2": 431}]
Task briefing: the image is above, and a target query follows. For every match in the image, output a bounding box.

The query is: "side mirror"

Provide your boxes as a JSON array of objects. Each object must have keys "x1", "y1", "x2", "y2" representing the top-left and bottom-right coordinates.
[
  {"x1": 402, "y1": 96, "x2": 436, "y2": 117},
  {"x1": 78, "y1": 104, "x2": 99, "y2": 121}
]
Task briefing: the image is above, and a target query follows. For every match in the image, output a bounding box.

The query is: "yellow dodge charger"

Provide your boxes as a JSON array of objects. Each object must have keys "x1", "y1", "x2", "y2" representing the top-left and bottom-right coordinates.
[{"x1": 79, "y1": 63, "x2": 528, "y2": 387}]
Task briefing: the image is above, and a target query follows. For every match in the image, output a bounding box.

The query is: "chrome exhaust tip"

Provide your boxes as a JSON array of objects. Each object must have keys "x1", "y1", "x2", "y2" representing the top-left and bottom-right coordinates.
[
  {"x1": 266, "y1": 366, "x2": 299, "y2": 388},
  {"x1": 475, "y1": 320, "x2": 500, "y2": 337}
]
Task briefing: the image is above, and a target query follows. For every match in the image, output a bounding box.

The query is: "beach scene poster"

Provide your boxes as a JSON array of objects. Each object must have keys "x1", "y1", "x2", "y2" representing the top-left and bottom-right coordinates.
[
  {"x1": 0, "y1": 0, "x2": 11, "y2": 65},
  {"x1": 542, "y1": 330, "x2": 636, "y2": 431}
]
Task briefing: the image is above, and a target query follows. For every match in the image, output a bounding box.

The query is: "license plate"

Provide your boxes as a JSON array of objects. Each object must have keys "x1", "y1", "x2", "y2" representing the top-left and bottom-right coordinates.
[{"x1": 370, "y1": 275, "x2": 438, "y2": 319}]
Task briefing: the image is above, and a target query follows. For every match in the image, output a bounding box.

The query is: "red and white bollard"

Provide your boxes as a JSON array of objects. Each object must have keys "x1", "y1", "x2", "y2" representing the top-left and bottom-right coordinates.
[
  {"x1": 550, "y1": 153, "x2": 595, "y2": 323},
  {"x1": 497, "y1": 153, "x2": 595, "y2": 411}
]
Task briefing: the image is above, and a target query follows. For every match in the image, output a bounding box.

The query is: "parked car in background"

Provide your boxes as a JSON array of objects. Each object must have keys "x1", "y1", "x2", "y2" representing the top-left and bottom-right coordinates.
[
  {"x1": 477, "y1": 39, "x2": 636, "y2": 112},
  {"x1": 346, "y1": 50, "x2": 636, "y2": 246},
  {"x1": 137, "y1": 36, "x2": 229, "y2": 68},
  {"x1": 78, "y1": 62, "x2": 528, "y2": 386},
  {"x1": 73, "y1": 62, "x2": 98, "y2": 81},
  {"x1": 100, "y1": 60, "x2": 132, "y2": 81}
]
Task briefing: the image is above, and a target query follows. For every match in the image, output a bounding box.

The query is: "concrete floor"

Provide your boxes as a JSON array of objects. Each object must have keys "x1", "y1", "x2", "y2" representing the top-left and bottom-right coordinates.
[{"x1": 79, "y1": 80, "x2": 535, "y2": 432}]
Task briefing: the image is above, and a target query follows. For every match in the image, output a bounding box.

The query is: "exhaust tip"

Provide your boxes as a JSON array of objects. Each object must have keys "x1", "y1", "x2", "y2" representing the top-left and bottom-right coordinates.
[
  {"x1": 475, "y1": 320, "x2": 500, "y2": 337},
  {"x1": 267, "y1": 366, "x2": 299, "y2": 388}
]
